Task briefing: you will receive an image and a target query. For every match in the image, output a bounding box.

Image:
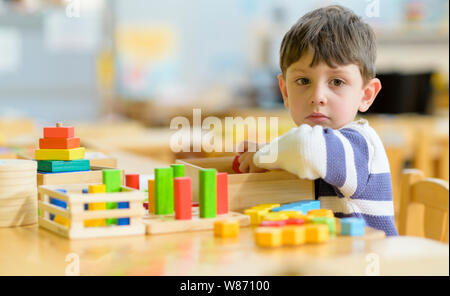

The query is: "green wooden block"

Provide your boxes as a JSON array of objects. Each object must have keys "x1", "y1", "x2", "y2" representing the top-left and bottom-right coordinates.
[
  {"x1": 199, "y1": 169, "x2": 216, "y2": 218},
  {"x1": 155, "y1": 167, "x2": 174, "y2": 215},
  {"x1": 311, "y1": 217, "x2": 336, "y2": 235},
  {"x1": 171, "y1": 164, "x2": 185, "y2": 178},
  {"x1": 103, "y1": 169, "x2": 121, "y2": 225},
  {"x1": 37, "y1": 159, "x2": 90, "y2": 173}
]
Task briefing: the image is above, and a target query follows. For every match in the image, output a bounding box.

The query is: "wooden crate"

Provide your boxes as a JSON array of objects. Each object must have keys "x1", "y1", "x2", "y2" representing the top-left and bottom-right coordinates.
[
  {"x1": 38, "y1": 184, "x2": 146, "y2": 239},
  {"x1": 143, "y1": 208, "x2": 250, "y2": 235},
  {"x1": 176, "y1": 157, "x2": 315, "y2": 212}
]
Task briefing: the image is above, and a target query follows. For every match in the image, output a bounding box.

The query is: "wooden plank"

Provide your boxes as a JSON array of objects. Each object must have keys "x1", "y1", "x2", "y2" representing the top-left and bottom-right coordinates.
[
  {"x1": 68, "y1": 224, "x2": 145, "y2": 239},
  {"x1": 144, "y1": 211, "x2": 250, "y2": 235},
  {"x1": 37, "y1": 170, "x2": 103, "y2": 186},
  {"x1": 176, "y1": 157, "x2": 314, "y2": 212},
  {"x1": 38, "y1": 217, "x2": 69, "y2": 238},
  {"x1": 38, "y1": 201, "x2": 70, "y2": 219},
  {"x1": 71, "y1": 209, "x2": 144, "y2": 221}
]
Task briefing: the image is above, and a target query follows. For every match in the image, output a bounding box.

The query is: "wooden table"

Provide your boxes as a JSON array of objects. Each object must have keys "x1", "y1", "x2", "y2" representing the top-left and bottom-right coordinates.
[{"x1": 0, "y1": 224, "x2": 447, "y2": 276}]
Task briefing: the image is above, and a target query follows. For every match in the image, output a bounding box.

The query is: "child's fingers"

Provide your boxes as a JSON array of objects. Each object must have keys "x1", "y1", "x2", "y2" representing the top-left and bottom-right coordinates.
[{"x1": 238, "y1": 153, "x2": 252, "y2": 173}]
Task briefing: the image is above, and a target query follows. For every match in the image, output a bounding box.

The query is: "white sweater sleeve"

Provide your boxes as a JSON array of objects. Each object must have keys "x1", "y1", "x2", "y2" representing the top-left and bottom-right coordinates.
[{"x1": 253, "y1": 124, "x2": 327, "y2": 180}]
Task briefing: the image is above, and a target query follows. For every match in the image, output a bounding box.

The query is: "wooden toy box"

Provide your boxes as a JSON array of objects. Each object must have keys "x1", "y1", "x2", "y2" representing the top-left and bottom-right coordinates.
[
  {"x1": 176, "y1": 157, "x2": 315, "y2": 212},
  {"x1": 38, "y1": 184, "x2": 146, "y2": 239}
]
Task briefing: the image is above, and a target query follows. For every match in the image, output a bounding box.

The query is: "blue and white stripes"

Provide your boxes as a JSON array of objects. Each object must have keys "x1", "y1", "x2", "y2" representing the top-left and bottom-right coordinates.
[{"x1": 254, "y1": 119, "x2": 398, "y2": 236}]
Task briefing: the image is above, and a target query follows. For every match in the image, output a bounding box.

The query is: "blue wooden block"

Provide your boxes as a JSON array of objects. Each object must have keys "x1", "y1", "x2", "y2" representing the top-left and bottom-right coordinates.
[
  {"x1": 340, "y1": 218, "x2": 365, "y2": 236},
  {"x1": 117, "y1": 202, "x2": 130, "y2": 225},
  {"x1": 271, "y1": 200, "x2": 320, "y2": 214},
  {"x1": 50, "y1": 189, "x2": 67, "y2": 220}
]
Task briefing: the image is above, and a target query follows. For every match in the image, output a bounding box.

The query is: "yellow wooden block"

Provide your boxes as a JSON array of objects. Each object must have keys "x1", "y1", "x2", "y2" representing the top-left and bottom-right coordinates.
[
  {"x1": 85, "y1": 183, "x2": 106, "y2": 227},
  {"x1": 54, "y1": 216, "x2": 69, "y2": 227},
  {"x1": 307, "y1": 209, "x2": 334, "y2": 218},
  {"x1": 305, "y1": 224, "x2": 329, "y2": 243},
  {"x1": 262, "y1": 212, "x2": 289, "y2": 222},
  {"x1": 35, "y1": 147, "x2": 85, "y2": 161},
  {"x1": 244, "y1": 208, "x2": 270, "y2": 225},
  {"x1": 214, "y1": 220, "x2": 239, "y2": 237},
  {"x1": 254, "y1": 227, "x2": 283, "y2": 247},
  {"x1": 251, "y1": 203, "x2": 280, "y2": 211},
  {"x1": 278, "y1": 210, "x2": 303, "y2": 219},
  {"x1": 282, "y1": 225, "x2": 306, "y2": 245}
]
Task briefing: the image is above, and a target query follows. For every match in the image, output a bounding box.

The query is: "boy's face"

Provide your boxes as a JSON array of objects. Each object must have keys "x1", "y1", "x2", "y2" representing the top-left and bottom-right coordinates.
[{"x1": 278, "y1": 49, "x2": 381, "y2": 129}]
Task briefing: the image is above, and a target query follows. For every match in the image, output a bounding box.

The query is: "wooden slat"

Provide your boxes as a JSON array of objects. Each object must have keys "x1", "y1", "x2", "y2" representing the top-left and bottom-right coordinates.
[
  {"x1": 38, "y1": 217, "x2": 69, "y2": 238},
  {"x1": 71, "y1": 209, "x2": 144, "y2": 221},
  {"x1": 38, "y1": 201, "x2": 70, "y2": 219}
]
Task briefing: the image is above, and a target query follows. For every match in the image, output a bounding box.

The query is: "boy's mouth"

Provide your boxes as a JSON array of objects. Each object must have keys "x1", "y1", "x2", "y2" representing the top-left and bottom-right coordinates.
[{"x1": 306, "y1": 112, "x2": 329, "y2": 124}]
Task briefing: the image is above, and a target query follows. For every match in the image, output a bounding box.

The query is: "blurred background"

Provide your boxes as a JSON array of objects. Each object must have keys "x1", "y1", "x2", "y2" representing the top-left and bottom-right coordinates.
[{"x1": 0, "y1": 0, "x2": 449, "y2": 231}]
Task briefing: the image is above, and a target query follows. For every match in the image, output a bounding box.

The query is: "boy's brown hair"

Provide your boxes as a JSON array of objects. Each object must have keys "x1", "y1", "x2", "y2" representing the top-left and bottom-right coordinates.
[{"x1": 280, "y1": 5, "x2": 376, "y2": 84}]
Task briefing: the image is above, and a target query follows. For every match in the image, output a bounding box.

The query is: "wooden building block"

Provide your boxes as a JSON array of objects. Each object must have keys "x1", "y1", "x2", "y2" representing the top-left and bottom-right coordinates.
[
  {"x1": 103, "y1": 169, "x2": 122, "y2": 225},
  {"x1": 214, "y1": 220, "x2": 239, "y2": 237},
  {"x1": 85, "y1": 184, "x2": 106, "y2": 227},
  {"x1": 171, "y1": 164, "x2": 185, "y2": 178},
  {"x1": 285, "y1": 218, "x2": 305, "y2": 225},
  {"x1": 148, "y1": 179, "x2": 155, "y2": 214},
  {"x1": 310, "y1": 217, "x2": 336, "y2": 235},
  {"x1": 260, "y1": 220, "x2": 287, "y2": 227},
  {"x1": 262, "y1": 212, "x2": 289, "y2": 222},
  {"x1": 308, "y1": 209, "x2": 334, "y2": 218},
  {"x1": 254, "y1": 227, "x2": 283, "y2": 247},
  {"x1": 199, "y1": 169, "x2": 217, "y2": 218},
  {"x1": 282, "y1": 225, "x2": 306, "y2": 245},
  {"x1": 277, "y1": 210, "x2": 303, "y2": 219},
  {"x1": 43, "y1": 125, "x2": 74, "y2": 138},
  {"x1": 155, "y1": 167, "x2": 174, "y2": 215},
  {"x1": 244, "y1": 208, "x2": 270, "y2": 225},
  {"x1": 251, "y1": 203, "x2": 280, "y2": 211},
  {"x1": 216, "y1": 172, "x2": 228, "y2": 215},
  {"x1": 174, "y1": 177, "x2": 192, "y2": 220},
  {"x1": 340, "y1": 218, "x2": 365, "y2": 236},
  {"x1": 35, "y1": 147, "x2": 85, "y2": 161},
  {"x1": 125, "y1": 174, "x2": 140, "y2": 190},
  {"x1": 176, "y1": 157, "x2": 314, "y2": 212},
  {"x1": 37, "y1": 159, "x2": 90, "y2": 173},
  {"x1": 305, "y1": 224, "x2": 329, "y2": 243},
  {"x1": 39, "y1": 137, "x2": 80, "y2": 149}
]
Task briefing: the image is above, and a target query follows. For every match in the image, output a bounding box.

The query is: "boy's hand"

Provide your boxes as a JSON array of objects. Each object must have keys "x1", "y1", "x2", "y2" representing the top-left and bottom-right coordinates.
[{"x1": 236, "y1": 141, "x2": 268, "y2": 173}]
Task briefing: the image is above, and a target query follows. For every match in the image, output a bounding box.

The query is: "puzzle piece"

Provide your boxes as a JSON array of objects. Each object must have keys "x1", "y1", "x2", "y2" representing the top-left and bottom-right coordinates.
[
  {"x1": 340, "y1": 217, "x2": 365, "y2": 236},
  {"x1": 310, "y1": 217, "x2": 336, "y2": 235},
  {"x1": 214, "y1": 220, "x2": 239, "y2": 237},
  {"x1": 254, "y1": 227, "x2": 283, "y2": 247},
  {"x1": 308, "y1": 209, "x2": 334, "y2": 218},
  {"x1": 305, "y1": 224, "x2": 329, "y2": 243},
  {"x1": 282, "y1": 225, "x2": 306, "y2": 246}
]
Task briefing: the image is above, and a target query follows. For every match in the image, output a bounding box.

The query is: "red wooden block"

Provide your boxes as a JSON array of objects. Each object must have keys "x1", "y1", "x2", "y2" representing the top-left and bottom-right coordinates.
[
  {"x1": 43, "y1": 126, "x2": 74, "y2": 138},
  {"x1": 216, "y1": 172, "x2": 228, "y2": 214},
  {"x1": 39, "y1": 137, "x2": 80, "y2": 149},
  {"x1": 232, "y1": 155, "x2": 242, "y2": 174},
  {"x1": 192, "y1": 202, "x2": 199, "y2": 207},
  {"x1": 286, "y1": 218, "x2": 305, "y2": 225},
  {"x1": 125, "y1": 174, "x2": 140, "y2": 190},
  {"x1": 260, "y1": 220, "x2": 287, "y2": 227},
  {"x1": 174, "y1": 177, "x2": 192, "y2": 220}
]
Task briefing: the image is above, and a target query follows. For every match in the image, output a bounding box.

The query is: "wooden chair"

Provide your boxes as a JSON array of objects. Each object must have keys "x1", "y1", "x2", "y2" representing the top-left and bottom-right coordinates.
[{"x1": 398, "y1": 169, "x2": 449, "y2": 243}]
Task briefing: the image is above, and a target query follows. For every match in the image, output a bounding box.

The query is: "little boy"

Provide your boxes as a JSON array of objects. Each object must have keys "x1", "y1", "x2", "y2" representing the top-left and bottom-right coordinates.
[{"x1": 238, "y1": 5, "x2": 398, "y2": 236}]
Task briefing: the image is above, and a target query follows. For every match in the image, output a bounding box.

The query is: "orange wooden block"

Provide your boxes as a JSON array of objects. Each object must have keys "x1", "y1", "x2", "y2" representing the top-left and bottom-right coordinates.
[
  {"x1": 39, "y1": 137, "x2": 80, "y2": 149},
  {"x1": 148, "y1": 179, "x2": 155, "y2": 214},
  {"x1": 43, "y1": 126, "x2": 74, "y2": 138}
]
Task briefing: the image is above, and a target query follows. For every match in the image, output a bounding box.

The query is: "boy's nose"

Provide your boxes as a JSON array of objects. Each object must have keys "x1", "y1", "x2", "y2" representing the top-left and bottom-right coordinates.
[{"x1": 310, "y1": 85, "x2": 327, "y2": 106}]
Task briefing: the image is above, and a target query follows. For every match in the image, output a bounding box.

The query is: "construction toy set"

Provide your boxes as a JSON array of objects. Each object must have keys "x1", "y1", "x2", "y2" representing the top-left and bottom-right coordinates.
[{"x1": 243, "y1": 202, "x2": 367, "y2": 247}]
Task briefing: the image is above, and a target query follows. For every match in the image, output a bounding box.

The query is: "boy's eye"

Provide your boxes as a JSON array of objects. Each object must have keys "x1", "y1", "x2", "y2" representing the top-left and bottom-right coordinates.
[
  {"x1": 330, "y1": 79, "x2": 345, "y2": 87},
  {"x1": 296, "y1": 78, "x2": 310, "y2": 85}
]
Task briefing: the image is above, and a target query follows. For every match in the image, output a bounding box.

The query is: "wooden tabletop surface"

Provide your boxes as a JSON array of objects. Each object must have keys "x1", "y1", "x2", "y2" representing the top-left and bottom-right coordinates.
[{"x1": 0, "y1": 223, "x2": 447, "y2": 276}]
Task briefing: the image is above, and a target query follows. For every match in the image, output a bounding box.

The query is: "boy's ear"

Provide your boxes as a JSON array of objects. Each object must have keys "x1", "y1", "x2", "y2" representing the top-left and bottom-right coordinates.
[
  {"x1": 359, "y1": 78, "x2": 382, "y2": 112},
  {"x1": 278, "y1": 74, "x2": 289, "y2": 108}
]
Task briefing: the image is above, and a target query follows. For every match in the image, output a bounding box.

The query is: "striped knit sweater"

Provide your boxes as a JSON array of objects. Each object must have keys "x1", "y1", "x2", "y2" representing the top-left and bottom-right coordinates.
[{"x1": 253, "y1": 119, "x2": 398, "y2": 236}]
